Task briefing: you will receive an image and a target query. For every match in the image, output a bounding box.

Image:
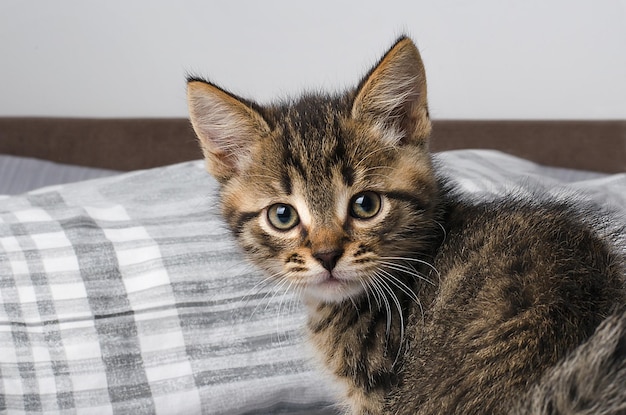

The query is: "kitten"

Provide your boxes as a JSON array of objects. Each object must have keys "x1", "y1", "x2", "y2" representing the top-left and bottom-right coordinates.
[{"x1": 187, "y1": 37, "x2": 626, "y2": 414}]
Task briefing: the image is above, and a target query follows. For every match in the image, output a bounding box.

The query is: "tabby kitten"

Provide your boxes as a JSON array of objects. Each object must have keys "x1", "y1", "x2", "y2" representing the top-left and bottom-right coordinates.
[{"x1": 187, "y1": 37, "x2": 626, "y2": 414}]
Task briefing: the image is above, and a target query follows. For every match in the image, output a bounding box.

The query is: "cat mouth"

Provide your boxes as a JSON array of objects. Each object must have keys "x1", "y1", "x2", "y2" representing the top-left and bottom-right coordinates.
[
  {"x1": 317, "y1": 274, "x2": 347, "y2": 289},
  {"x1": 304, "y1": 272, "x2": 365, "y2": 302},
  {"x1": 316, "y1": 271, "x2": 351, "y2": 285}
]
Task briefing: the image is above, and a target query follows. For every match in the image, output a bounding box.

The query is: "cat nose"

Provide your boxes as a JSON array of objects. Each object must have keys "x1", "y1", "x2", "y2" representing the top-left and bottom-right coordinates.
[{"x1": 313, "y1": 249, "x2": 343, "y2": 271}]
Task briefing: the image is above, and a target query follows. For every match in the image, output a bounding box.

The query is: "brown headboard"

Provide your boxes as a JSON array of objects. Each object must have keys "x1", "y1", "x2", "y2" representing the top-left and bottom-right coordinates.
[{"x1": 0, "y1": 118, "x2": 624, "y2": 173}]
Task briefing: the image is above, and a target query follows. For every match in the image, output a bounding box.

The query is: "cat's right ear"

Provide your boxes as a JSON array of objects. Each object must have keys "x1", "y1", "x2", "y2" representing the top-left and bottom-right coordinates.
[
  {"x1": 351, "y1": 36, "x2": 431, "y2": 146},
  {"x1": 187, "y1": 79, "x2": 271, "y2": 182}
]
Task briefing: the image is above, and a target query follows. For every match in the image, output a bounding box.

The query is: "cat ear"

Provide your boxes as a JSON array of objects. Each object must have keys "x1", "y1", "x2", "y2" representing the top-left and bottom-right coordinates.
[
  {"x1": 351, "y1": 36, "x2": 431, "y2": 145},
  {"x1": 187, "y1": 79, "x2": 271, "y2": 182}
]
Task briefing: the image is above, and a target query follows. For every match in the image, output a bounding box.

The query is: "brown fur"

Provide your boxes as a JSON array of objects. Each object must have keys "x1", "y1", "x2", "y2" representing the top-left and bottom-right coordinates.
[{"x1": 187, "y1": 37, "x2": 626, "y2": 414}]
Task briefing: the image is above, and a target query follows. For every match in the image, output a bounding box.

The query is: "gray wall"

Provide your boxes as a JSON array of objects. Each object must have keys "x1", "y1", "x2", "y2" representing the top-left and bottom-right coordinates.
[{"x1": 1, "y1": 0, "x2": 624, "y2": 119}]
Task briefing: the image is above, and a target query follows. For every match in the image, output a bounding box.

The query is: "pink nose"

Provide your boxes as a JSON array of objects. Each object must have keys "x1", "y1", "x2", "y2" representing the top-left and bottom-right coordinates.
[{"x1": 313, "y1": 250, "x2": 343, "y2": 271}]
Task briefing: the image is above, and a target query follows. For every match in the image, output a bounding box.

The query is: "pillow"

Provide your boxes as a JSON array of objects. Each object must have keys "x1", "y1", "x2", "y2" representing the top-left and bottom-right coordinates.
[
  {"x1": 0, "y1": 151, "x2": 624, "y2": 414},
  {"x1": 0, "y1": 155, "x2": 120, "y2": 195},
  {"x1": 0, "y1": 160, "x2": 336, "y2": 414}
]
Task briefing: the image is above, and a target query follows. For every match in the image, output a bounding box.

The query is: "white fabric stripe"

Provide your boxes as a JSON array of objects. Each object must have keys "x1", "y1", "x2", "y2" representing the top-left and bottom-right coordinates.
[{"x1": 96, "y1": 208, "x2": 202, "y2": 412}]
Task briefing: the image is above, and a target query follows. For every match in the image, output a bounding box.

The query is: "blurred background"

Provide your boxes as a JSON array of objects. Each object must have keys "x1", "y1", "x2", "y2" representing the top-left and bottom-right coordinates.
[{"x1": 1, "y1": 0, "x2": 625, "y2": 120}]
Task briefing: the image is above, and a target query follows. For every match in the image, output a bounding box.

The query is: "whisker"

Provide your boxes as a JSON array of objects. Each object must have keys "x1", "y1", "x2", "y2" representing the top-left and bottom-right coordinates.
[
  {"x1": 377, "y1": 268, "x2": 420, "y2": 305},
  {"x1": 369, "y1": 277, "x2": 393, "y2": 336},
  {"x1": 240, "y1": 283, "x2": 272, "y2": 312},
  {"x1": 240, "y1": 272, "x2": 276, "y2": 303},
  {"x1": 275, "y1": 278, "x2": 299, "y2": 346},
  {"x1": 346, "y1": 290, "x2": 360, "y2": 314},
  {"x1": 288, "y1": 283, "x2": 304, "y2": 315},
  {"x1": 246, "y1": 273, "x2": 287, "y2": 321},
  {"x1": 374, "y1": 274, "x2": 406, "y2": 366},
  {"x1": 379, "y1": 256, "x2": 441, "y2": 280},
  {"x1": 378, "y1": 268, "x2": 425, "y2": 331},
  {"x1": 432, "y1": 219, "x2": 447, "y2": 242},
  {"x1": 358, "y1": 278, "x2": 374, "y2": 313},
  {"x1": 259, "y1": 272, "x2": 292, "y2": 316},
  {"x1": 378, "y1": 260, "x2": 430, "y2": 328},
  {"x1": 378, "y1": 261, "x2": 435, "y2": 287}
]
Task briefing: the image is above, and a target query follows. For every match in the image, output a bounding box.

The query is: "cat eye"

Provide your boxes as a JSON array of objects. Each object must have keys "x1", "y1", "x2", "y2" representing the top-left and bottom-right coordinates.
[
  {"x1": 267, "y1": 203, "x2": 300, "y2": 231},
  {"x1": 350, "y1": 192, "x2": 382, "y2": 220}
]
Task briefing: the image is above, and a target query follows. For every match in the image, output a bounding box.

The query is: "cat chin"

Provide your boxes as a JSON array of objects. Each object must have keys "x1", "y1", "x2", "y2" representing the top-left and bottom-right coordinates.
[{"x1": 302, "y1": 277, "x2": 366, "y2": 304}]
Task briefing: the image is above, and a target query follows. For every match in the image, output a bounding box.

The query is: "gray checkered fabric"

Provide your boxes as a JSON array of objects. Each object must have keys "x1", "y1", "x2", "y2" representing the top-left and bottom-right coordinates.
[
  {"x1": 0, "y1": 151, "x2": 624, "y2": 414},
  {"x1": 0, "y1": 161, "x2": 335, "y2": 414}
]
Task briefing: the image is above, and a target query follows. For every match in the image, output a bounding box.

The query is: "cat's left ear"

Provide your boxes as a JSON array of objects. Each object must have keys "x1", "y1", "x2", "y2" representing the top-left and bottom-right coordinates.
[{"x1": 351, "y1": 36, "x2": 431, "y2": 146}]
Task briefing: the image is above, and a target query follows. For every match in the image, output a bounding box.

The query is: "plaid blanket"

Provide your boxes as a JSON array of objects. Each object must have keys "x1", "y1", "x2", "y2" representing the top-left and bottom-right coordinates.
[{"x1": 1, "y1": 151, "x2": 624, "y2": 414}]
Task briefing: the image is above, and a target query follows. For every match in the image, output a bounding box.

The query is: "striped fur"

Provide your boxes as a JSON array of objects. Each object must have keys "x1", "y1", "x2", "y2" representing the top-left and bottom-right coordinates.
[{"x1": 188, "y1": 37, "x2": 626, "y2": 414}]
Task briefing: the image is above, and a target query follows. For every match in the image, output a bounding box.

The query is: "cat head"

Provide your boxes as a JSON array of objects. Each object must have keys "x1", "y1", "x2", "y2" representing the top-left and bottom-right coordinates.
[{"x1": 188, "y1": 37, "x2": 441, "y2": 304}]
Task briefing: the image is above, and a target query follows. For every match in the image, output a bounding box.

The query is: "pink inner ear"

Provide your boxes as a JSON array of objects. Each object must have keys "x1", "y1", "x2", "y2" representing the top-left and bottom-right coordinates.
[
  {"x1": 188, "y1": 81, "x2": 273, "y2": 179},
  {"x1": 349, "y1": 38, "x2": 430, "y2": 145}
]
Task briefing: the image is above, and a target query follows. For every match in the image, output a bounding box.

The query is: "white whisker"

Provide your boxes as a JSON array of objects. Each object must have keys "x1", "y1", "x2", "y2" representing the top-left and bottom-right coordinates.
[
  {"x1": 241, "y1": 273, "x2": 275, "y2": 304},
  {"x1": 374, "y1": 274, "x2": 405, "y2": 366},
  {"x1": 245, "y1": 272, "x2": 287, "y2": 321},
  {"x1": 379, "y1": 256, "x2": 440, "y2": 281},
  {"x1": 378, "y1": 260, "x2": 435, "y2": 287},
  {"x1": 257, "y1": 272, "x2": 291, "y2": 317},
  {"x1": 377, "y1": 268, "x2": 420, "y2": 305},
  {"x1": 346, "y1": 290, "x2": 360, "y2": 313},
  {"x1": 358, "y1": 278, "x2": 374, "y2": 313},
  {"x1": 369, "y1": 277, "x2": 393, "y2": 336},
  {"x1": 275, "y1": 278, "x2": 298, "y2": 346},
  {"x1": 432, "y1": 219, "x2": 447, "y2": 242},
  {"x1": 378, "y1": 268, "x2": 425, "y2": 332}
]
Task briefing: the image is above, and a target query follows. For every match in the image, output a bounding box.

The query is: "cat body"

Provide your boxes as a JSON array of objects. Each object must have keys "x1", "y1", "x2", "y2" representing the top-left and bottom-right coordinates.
[
  {"x1": 307, "y1": 194, "x2": 625, "y2": 415},
  {"x1": 187, "y1": 37, "x2": 626, "y2": 414}
]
